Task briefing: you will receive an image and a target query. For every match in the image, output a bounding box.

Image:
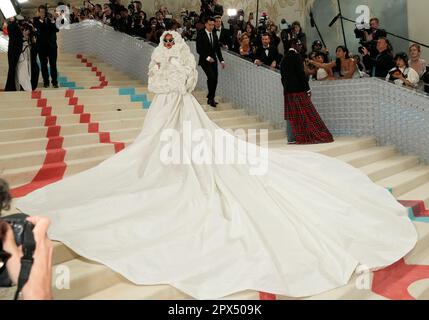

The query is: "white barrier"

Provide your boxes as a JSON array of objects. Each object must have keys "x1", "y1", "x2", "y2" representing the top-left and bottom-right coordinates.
[{"x1": 62, "y1": 21, "x2": 429, "y2": 163}]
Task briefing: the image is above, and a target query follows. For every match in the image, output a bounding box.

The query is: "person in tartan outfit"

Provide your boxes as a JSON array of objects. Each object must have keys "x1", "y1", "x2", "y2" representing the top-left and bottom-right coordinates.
[{"x1": 280, "y1": 39, "x2": 334, "y2": 145}]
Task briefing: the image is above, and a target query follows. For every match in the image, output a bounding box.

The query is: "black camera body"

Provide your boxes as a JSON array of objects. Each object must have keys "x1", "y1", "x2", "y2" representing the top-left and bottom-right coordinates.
[
  {"x1": 356, "y1": 27, "x2": 387, "y2": 55},
  {"x1": 258, "y1": 16, "x2": 268, "y2": 34},
  {"x1": 0, "y1": 214, "x2": 35, "y2": 289}
]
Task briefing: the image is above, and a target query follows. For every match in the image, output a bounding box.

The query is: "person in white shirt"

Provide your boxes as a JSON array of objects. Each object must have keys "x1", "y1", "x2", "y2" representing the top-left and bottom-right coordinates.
[
  {"x1": 409, "y1": 44, "x2": 427, "y2": 78},
  {"x1": 386, "y1": 52, "x2": 420, "y2": 88}
]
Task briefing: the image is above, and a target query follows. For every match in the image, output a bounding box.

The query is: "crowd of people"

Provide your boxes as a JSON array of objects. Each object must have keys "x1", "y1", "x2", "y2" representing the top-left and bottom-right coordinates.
[
  {"x1": 3, "y1": 5, "x2": 60, "y2": 91},
  {"x1": 2, "y1": 0, "x2": 428, "y2": 92},
  {"x1": 63, "y1": 1, "x2": 428, "y2": 91}
]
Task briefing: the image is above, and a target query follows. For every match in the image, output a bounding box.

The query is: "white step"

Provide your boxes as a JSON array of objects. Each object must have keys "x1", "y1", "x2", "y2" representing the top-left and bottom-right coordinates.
[{"x1": 377, "y1": 166, "x2": 429, "y2": 197}]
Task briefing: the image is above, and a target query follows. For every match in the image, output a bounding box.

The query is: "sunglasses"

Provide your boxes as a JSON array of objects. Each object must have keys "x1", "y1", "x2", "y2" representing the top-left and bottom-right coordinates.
[{"x1": 163, "y1": 38, "x2": 175, "y2": 43}]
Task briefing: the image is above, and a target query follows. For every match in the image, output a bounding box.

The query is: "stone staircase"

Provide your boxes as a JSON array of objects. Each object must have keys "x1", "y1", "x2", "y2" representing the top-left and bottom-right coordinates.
[{"x1": 1, "y1": 49, "x2": 429, "y2": 300}]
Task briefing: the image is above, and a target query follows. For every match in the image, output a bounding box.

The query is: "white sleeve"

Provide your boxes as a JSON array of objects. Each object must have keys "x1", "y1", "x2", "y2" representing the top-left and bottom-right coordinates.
[{"x1": 407, "y1": 68, "x2": 420, "y2": 86}]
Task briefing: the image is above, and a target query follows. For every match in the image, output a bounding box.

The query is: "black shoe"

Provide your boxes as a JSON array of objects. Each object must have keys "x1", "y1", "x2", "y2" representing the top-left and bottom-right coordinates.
[
  {"x1": 207, "y1": 99, "x2": 216, "y2": 108},
  {"x1": 43, "y1": 83, "x2": 50, "y2": 88},
  {"x1": 52, "y1": 84, "x2": 59, "y2": 89}
]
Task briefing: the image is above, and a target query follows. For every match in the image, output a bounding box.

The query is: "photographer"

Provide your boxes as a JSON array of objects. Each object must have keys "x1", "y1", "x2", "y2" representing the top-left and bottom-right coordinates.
[
  {"x1": 0, "y1": 179, "x2": 53, "y2": 300},
  {"x1": 228, "y1": 9, "x2": 245, "y2": 53},
  {"x1": 386, "y1": 52, "x2": 420, "y2": 88},
  {"x1": 33, "y1": 5, "x2": 59, "y2": 89},
  {"x1": 362, "y1": 37, "x2": 395, "y2": 78},
  {"x1": 355, "y1": 17, "x2": 387, "y2": 57},
  {"x1": 284, "y1": 21, "x2": 307, "y2": 56}
]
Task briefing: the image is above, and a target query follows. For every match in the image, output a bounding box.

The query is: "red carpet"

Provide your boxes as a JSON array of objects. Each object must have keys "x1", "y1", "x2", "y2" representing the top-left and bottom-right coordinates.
[{"x1": 11, "y1": 91, "x2": 67, "y2": 198}]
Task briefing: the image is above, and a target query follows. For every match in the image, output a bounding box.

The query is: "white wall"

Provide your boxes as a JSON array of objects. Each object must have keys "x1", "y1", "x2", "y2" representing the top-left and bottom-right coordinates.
[{"x1": 407, "y1": 0, "x2": 429, "y2": 62}]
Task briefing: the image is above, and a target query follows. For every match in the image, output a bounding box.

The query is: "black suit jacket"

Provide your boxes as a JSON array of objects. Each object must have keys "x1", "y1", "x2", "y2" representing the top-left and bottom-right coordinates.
[
  {"x1": 33, "y1": 17, "x2": 59, "y2": 52},
  {"x1": 196, "y1": 29, "x2": 224, "y2": 66},
  {"x1": 254, "y1": 46, "x2": 279, "y2": 67},
  {"x1": 215, "y1": 27, "x2": 232, "y2": 50},
  {"x1": 363, "y1": 50, "x2": 395, "y2": 78},
  {"x1": 280, "y1": 49, "x2": 310, "y2": 93}
]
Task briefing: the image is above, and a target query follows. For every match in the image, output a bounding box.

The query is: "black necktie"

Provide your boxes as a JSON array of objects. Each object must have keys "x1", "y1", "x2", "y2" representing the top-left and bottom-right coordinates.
[{"x1": 209, "y1": 32, "x2": 213, "y2": 47}]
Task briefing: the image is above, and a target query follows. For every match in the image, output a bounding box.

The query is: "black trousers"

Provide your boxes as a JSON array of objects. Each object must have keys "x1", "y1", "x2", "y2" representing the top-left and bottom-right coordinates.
[
  {"x1": 200, "y1": 61, "x2": 218, "y2": 101},
  {"x1": 39, "y1": 47, "x2": 58, "y2": 86}
]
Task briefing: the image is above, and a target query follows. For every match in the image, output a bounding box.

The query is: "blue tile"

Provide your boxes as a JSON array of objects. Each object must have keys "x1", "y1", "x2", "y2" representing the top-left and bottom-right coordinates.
[
  {"x1": 130, "y1": 94, "x2": 147, "y2": 102},
  {"x1": 119, "y1": 87, "x2": 135, "y2": 95}
]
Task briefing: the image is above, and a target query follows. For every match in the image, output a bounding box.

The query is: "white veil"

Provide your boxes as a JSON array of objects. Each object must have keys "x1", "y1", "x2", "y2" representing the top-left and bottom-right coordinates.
[{"x1": 148, "y1": 31, "x2": 198, "y2": 94}]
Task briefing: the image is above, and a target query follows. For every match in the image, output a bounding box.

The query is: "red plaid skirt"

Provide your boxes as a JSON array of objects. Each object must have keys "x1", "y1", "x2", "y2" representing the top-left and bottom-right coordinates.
[{"x1": 284, "y1": 92, "x2": 334, "y2": 145}]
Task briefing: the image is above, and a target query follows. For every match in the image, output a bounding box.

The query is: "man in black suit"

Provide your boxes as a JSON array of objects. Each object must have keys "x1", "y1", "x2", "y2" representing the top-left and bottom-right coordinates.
[
  {"x1": 254, "y1": 33, "x2": 279, "y2": 68},
  {"x1": 362, "y1": 37, "x2": 395, "y2": 78},
  {"x1": 196, "y1": 17, "x2": 226, "y2": 107},
  {"x1": 214, "y1": 15, "x2": 231, "y2": 50},
  {"x1": 33, "y1": 5, "x2": 59, "y2": 88}
]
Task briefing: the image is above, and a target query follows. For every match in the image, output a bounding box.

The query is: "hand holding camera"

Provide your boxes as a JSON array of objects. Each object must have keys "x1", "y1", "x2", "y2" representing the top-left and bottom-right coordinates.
[{"x1": 0, "y1": 179, "x2": 53, "y2": 300}]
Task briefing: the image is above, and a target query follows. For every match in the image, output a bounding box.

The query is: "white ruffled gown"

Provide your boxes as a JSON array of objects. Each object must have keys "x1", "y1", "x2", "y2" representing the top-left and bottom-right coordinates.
[{"x1": 16, "y1": 33, "x2": 417, "y2": 299}]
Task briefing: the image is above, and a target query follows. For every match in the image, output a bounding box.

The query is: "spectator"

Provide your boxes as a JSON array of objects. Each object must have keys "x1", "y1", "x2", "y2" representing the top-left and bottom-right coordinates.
[
  {"x1": 156, "y1": 11, "x2": 166, "y2": 30},
  {"x1": 70, "y1": 7, "x2": 80, "y2": 24},
  {"x1": 310, "y1": 40, "x2": 329, "y2": 57},
  {"x1": 133, "y1": 1, "x2": 143, "y2": 14},
  {"x1": 254, "y1": 33, "x2": 279, "y2": 69},
  {"x1": 308, "y1": 51, "x2": 333, "y2": 81},
  {"x1": 386, "y1": 52, "x2": 420, "y2": 88},
  {"x1": 116, "y1": 7, "x2": 133, "y2": 34},
  {"x1": 133, "y1": 10, "x2": 148, "y2": 38},
  {"x1": 146, "y1": 17, "x2": 158, "y2": 42},
  {"x1": 267, "y1": 24, "x2": 281, "y2": 50},
  {"x1": 94, "y1": 4, "x2": 103, "y2": 21},
  {"x1": 169, "y1": 20, "x2": 182, "y2": 33},
  {"x1": 201, "y1": 0, "x2": 223, "y2": 20},
  {"x1": 238, "y1": 32, "x2": 255, "y2": 61},
  {"x1": 409, "y1": 44, "x2": 427, "y2": 78},
  {"x1": 214, "y1": 15, "x2": 231, "y2": 50},
  {"x1": 102, "y1": 4, "x2": 115, "y2": 26},
  {"x1": 334, "y1": 46, "x2": 359, "y2": 79},
  {"x1": 245, "y1": 22, "x2": 257, "y2": 47},
  {"x1": 362, "y1": 37, "x2": 395, "y2": 78},
  {"x1": 353, "y1": 54, "x2": 369, "y2": 77},
  {"x1": 182, "y1": 20, "x2": 196, "y2": 41}
]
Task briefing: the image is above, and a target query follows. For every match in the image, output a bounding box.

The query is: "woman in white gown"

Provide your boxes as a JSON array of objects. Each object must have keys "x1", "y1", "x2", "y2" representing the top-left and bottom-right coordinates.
[{"x1": 16, "y1": 31, "x2": 417, "y2": 299}]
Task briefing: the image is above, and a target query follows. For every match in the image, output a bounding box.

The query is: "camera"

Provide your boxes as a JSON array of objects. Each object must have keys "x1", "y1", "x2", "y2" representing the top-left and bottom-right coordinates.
[
  {"x1": 355, "y1": 20, "x2": 387, "y2": 56},
  {"x1": 0, "y1": 179, "x2": 35, "y2": 297},
  {"x1": 0, "y1": 214, "x2": 35, "y2": 289}
]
